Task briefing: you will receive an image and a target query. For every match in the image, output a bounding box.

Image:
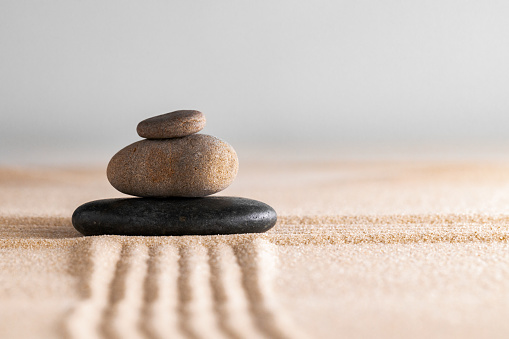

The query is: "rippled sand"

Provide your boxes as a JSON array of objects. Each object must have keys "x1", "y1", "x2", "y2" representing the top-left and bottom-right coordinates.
[{"x1": 3, "y1": 159, "x2": 509, "y2": 338}]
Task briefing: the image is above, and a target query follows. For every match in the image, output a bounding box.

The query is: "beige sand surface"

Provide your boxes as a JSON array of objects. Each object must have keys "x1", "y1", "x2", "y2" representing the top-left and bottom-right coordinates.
[{"x1": 2, "y1": 159, "x2": 509, "y2": 338}]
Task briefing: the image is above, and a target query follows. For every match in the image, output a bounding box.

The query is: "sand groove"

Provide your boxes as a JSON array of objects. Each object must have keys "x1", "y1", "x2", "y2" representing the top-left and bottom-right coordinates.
[
  {"x1": 64, "y1": 237, "x2": 304, "y2": 339},
  {"x1": 234, "y1": 238, "x2": 308, "y2": 339},
  {"x1": 65, "y1": 237, "x2": 122, "y2": 339},
  {"x1": 177, "y1": 241, "x2": 226, "y2": 339},
  {"x1": 140, "y1": 243, "x2": 183, "y2": 339},
  {"x1": 208, "y1": 243, "x2": 266, "y2": 339},
  {"x1": 100, "y1": 243, "x2": 151, "y2": 339}
]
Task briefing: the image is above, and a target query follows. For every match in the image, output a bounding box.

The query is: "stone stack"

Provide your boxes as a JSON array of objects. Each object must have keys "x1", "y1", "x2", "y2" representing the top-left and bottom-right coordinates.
[{"x1": 72, "y1": 110, "x2": 277, "y2": 236}]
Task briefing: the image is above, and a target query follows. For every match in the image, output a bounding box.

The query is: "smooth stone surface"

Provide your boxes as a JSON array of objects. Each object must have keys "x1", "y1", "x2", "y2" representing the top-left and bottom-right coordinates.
[
  {"x1": 107, "y1": 134, "x2": 239, "y2": 197},
  {"x1": 72, "y1": 197, "x2": 277, "y2": 236},
  {"x1": 137, "y1": 110, "x2": 205, "y2": 139}
]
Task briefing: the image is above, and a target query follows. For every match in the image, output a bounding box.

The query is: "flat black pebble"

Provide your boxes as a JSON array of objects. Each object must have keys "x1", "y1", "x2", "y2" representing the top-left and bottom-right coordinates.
[{"x1": 72, "y1": 196, "x2": 277, "y2": 236}]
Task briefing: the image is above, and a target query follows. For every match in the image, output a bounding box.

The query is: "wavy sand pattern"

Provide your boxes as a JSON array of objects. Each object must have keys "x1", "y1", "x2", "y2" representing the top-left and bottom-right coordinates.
[
  {"x1": 62, "y1": 236, "x2": 305, "y2": 339},
  {"x1": 4, "y1": 162, "x2": 509, "y2": 338},
  {"x1": 43, "y1": 212, "x2": 509, "y2": 339}
]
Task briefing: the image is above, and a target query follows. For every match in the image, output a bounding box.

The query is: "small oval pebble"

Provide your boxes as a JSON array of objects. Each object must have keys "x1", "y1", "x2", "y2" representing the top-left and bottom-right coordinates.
[
  {"x1": 72, "y1": 197, "x2": 277, "y2": 236},
  {"x1": 137, "y1": 110, "x2": 205, "y2": 139},
  {"x1": 107, "y1": 134, "x2": 238, "y2": 197}
]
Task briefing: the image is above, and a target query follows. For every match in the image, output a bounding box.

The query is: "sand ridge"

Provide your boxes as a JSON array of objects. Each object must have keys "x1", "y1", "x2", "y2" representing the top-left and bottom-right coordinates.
[
  {"x1": 60, "y1": 236, "x2": 304, "y2": 339},
  {"x1": 4, "y1": 161, "x2": 509, "y2": 338}
]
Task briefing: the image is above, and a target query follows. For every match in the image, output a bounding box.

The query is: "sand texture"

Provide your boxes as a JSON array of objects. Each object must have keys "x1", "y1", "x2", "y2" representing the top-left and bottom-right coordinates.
[{"x1": 2, "y1": 159, "x2": 509, "y2": 338}]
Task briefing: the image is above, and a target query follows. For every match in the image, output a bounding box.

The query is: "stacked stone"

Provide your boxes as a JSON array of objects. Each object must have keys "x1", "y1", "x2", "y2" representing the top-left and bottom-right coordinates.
[{"x1": 72, "y1": 110, "x2": 277, "y2": 236}]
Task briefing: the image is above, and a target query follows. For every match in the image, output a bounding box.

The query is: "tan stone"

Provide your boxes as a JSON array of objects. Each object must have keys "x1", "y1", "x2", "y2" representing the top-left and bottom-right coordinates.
[
  {"x1": 107, "y1": 134, "x2": 238, "y2": 197},
  {"x1": 137, "y1": 110, "x2": 206, "y2": 139}
]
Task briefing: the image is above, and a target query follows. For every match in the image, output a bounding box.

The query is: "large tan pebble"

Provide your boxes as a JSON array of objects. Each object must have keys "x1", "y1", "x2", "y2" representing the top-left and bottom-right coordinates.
[
  {"x1": 107, "y1": 134, "x2": 238, "y2": 197},
  {"x1": 137, "y1": 110, "x2": 205, "y2": 139}
]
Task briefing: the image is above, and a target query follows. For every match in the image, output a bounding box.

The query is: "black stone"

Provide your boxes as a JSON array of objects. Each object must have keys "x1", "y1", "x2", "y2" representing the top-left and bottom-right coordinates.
[{"x1": 72, "y1": 196, "x2": 277, "y2": 236}]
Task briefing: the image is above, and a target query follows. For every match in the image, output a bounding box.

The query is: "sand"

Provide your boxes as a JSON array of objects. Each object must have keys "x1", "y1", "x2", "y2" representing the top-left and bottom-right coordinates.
[{"x1": 2, "y1": 159, "x2": 509, "y2": 338}]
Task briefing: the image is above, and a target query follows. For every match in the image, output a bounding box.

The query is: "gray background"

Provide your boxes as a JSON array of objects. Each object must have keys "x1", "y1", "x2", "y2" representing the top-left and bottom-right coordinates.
[{"x1": 1, "y1": 0, "x2": 509, "y2": 164}]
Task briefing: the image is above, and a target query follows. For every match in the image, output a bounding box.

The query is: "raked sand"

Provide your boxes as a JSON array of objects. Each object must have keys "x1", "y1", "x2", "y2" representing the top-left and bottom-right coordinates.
[{"x1": 3, "y1": 159, "x2": 509, "y2": 338}]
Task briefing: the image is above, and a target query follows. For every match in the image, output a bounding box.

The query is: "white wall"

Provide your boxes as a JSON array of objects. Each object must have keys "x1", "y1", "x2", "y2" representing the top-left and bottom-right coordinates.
[{"x1": 1, "y1": 0, "x2": 509, "y2": 163}]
